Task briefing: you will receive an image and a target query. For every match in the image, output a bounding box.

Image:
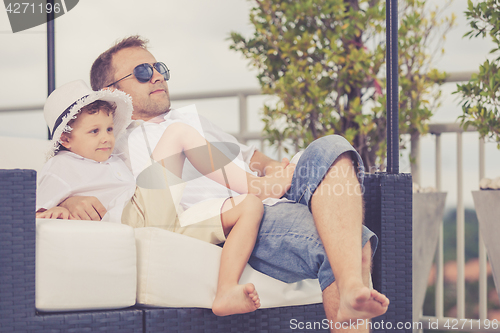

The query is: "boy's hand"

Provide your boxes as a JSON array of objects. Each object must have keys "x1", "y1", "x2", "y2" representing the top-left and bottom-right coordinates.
[
  {"x1": 255, "y1": 162, "x2": 296, "y2": 200},
  {"x1": 263, "y1": 158, "x2": 292, "y2": 177},
  {"x1": 58, "y1": 196, "x2": 106, "y2": 221},
  {"x1": 36, "y1": 207, "x2": 71, "y2": 219}
]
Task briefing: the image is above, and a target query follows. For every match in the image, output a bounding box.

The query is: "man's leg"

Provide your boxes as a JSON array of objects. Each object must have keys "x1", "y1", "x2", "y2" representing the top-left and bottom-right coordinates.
[
  {"x1": 248, "y1": 202, "x2": 377, "y2": 332},
  {"x1": 322, "y1": 242, "x2": 373, "y2": 332},
  {"x1": 310, "y1": 151, "x2": 388, "y2": 323},
  {"x1": 249, "y1": 135, "x2": 385, "y2": 331}
]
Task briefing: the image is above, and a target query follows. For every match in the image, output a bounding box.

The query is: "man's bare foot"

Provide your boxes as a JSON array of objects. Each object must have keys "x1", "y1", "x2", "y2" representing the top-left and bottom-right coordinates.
[
  {"x1": 336, "y1": 285, "x2": 389, "y2": 323},
  {"x1": 212, "y1": 283, "x2": 260, "y2": 316}
]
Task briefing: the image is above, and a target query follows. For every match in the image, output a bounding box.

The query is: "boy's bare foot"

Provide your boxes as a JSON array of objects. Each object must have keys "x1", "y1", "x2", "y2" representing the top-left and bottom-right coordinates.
[
  {"x1": 336, "y1": 285, "x2": 389, "y2": 323},
  {"x1": 212, "y1": 283, "x2": 260, "y2": 316}
]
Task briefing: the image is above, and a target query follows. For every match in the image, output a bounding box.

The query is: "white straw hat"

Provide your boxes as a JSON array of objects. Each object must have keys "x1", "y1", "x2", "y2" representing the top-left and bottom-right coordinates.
[{"x1": 44, "y1": 80, "x2": 133, "y2": 159}]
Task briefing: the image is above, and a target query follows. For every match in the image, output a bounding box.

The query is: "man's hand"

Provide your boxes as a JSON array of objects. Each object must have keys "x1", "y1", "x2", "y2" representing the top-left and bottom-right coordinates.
[
  {"x1": 36, "y1": 207, "x2": 71, "y2": 219},
  {"x1": 58, "y1": 196, "x2": 106, "y2": 221}
]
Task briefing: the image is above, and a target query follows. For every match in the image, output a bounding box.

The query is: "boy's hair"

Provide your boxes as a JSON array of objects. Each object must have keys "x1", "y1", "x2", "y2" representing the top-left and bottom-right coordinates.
[
  {"x1": 66, "y1": 100, "x2": 116, "y2": 128},
  {"x1": 90, "y1": 35, "x2": 149, "y2": 90},
  {"x1": 58, "y1": 100, "x2": 116, "y2": 152}
]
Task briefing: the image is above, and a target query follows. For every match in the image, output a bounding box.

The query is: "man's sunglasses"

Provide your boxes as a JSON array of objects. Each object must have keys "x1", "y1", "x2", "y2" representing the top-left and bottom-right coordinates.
[{"x1": 106, "y1": 62, "x2": 170, "y2": 87}]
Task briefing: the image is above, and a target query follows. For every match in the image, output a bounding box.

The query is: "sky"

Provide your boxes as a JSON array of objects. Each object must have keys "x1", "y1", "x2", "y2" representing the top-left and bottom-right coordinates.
[{"x1": 1, "y1": 0, "x2": 499, "y2": 208}]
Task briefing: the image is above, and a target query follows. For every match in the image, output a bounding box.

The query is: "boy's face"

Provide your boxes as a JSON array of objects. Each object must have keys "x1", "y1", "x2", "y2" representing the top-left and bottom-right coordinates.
[{"x1": 61, "y1": 109, "x2": 115, "y2": 162}]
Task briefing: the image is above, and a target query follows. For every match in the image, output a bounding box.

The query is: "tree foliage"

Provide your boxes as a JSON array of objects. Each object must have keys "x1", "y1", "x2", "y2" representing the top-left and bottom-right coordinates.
[
  {"x1": 456, "y1": 0, "x2": 500, "y2": 147},
  {"x1": 230, "y1": 0, "x2": 454, "y2": 169}
]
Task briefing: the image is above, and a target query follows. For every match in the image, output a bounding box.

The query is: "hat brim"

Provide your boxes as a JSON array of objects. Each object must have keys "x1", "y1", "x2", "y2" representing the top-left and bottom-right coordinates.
[{"x1": 47, "y1": 89, "x2": 133, "y2": 159}]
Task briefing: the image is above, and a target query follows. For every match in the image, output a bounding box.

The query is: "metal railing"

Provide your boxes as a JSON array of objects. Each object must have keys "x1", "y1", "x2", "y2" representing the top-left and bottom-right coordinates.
[
  {"x1": 412, "y1": 73, "x2": 497, "y2": 332},
  {"x1": 170, "y1": 88, "x2": 262, "y2": 146},
  {"x1": 414, "y1": 125, "x2": 492, "y2": 332}
]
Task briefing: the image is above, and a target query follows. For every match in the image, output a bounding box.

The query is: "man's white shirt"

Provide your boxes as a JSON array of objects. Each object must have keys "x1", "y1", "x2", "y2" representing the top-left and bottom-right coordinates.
[{"x1": 115, "y1": 105, "x2": 257, "y2": 210}]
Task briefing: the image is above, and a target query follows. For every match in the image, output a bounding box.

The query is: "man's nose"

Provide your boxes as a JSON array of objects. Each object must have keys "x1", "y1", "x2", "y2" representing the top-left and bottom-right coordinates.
[{"x1": 150, "y1": 66, "x2": 164, "y2": 83}]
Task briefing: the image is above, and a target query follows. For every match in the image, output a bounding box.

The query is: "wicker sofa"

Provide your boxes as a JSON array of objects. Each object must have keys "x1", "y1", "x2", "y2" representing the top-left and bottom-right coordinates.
[
  {"x1": 0, "y1": 169, "x2": 412, "y2": 332},
  {"x1": 0, "y1": 147, "x2": 412, "y2": 332}
]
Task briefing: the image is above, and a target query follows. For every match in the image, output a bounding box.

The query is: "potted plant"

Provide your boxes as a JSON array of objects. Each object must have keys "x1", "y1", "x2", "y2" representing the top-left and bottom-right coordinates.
[{"x1": 455, "y1": 0, "x2": 500, "y2": 299}]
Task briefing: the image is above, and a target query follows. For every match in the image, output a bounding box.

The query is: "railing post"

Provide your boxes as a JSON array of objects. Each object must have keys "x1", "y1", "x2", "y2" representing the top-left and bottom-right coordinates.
[
  {"x1": 478, "y1": 138, "x2": 487, "y2": 320},
  {"x1": 435, "y1": 134, "x2": 444, "y2": 319},
  {"x1": 238, "y1": 93, "x2": 248, "y2": 145},
  {"x1": 456, "y1": 132, "x2": 465, "y2": 319},
  {"x1": 410, "y1": 134, "x2": 420, "y2": 185}
]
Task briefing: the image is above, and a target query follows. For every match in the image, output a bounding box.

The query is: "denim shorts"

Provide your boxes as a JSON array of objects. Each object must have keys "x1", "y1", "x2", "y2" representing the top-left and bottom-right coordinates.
[{"x1": 248, "y1": 135, "x2": 378, "y2": 291}]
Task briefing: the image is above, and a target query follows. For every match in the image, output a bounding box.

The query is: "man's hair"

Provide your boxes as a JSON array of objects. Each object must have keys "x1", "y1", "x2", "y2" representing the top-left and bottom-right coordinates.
[{"x1": 90, "y1": 35, "x2": 149, "y2": 90}]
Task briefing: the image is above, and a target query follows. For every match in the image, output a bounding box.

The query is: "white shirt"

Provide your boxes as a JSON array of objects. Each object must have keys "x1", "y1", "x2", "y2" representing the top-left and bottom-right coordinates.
[
  {"x1": 114, "y1": 105, "x2": 257, "y2": 209},
  {"x1": 36, "y1": 151, "x2": 136, "y2": 223},
  {"x1": 114, "y1": 104, "x2": 299, "y2": 209}
]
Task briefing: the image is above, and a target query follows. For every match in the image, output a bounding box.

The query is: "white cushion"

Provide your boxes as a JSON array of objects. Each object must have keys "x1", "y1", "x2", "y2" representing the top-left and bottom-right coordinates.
[
  {"x1": 135, "y1": 227, "x2": 322, "y2": 309},
  {"x1": 35, "y1": 219, "x2": 137, "y2": 312}
]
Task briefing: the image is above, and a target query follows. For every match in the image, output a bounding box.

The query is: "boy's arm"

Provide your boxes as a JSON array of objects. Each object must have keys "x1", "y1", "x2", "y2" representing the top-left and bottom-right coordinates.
[{"x1": 58, "y1": 196, "x2": 107, "y2": 221}]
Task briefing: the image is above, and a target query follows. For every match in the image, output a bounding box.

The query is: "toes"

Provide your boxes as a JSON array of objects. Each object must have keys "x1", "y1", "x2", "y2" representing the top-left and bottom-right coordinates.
[
  {"x1": 370, "y1": 290, "x2": 390, "y2": 306},
  {"x1": 245, "y1": 283, "x2": 256, "y2": 294}
]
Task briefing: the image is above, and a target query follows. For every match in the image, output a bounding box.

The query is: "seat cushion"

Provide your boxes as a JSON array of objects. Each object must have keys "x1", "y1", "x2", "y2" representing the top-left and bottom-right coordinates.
[
  {"x1": 134, "y1": 227, "x2": 322, "y2": 309},
  {"x1": 35, "y1": 219, "x2": 137, "y2": 312}
]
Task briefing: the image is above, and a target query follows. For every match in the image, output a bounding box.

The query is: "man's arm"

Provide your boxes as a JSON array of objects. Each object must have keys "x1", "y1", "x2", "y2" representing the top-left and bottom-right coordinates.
[
  {"x1": 36, "y1": 206, "x2": 71, "y2": 219},
  {"x1": 58, "y1": 196, "x2": 107, "y2": 221}
]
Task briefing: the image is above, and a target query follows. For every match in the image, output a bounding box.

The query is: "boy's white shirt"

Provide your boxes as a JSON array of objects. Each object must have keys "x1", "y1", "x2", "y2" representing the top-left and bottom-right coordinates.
[{"x1": 36, "y1": 150, "x2": 136, "y2": 223}]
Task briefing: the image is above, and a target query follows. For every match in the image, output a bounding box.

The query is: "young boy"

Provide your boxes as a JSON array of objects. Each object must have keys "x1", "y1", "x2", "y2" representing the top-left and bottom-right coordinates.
[
  {"x1": 36, "y1": 80, "x2": 269, "y2": 316},
  {"x1": 36, "y1": 80, "x2": 136, "y2": 222}
]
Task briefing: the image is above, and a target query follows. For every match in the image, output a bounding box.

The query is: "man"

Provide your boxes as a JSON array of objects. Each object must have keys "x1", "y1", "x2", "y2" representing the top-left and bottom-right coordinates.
[{"x1": 62, "y1": 36, "x2": 389, "y2": 331}]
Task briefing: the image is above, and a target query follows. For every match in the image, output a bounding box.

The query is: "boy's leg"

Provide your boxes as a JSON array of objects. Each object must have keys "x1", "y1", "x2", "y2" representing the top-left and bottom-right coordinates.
[{"x1": 212, "y1": 194, "x2": 263, "y2": 316}]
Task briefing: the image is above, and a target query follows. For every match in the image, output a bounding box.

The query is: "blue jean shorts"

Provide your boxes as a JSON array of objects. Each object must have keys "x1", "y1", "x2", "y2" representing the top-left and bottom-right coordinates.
[{"x1": 248, "y1": 135, "x2": 378, "y2": 291}]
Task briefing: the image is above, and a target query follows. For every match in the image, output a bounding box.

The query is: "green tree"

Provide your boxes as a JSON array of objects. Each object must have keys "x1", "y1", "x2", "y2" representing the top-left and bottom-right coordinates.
[
  {"x1": 456, "y1": 0, "x2": 500, "y2": 147},
  {"x1": 230, "y1": 0, "x2": 454, "y2": 170}
]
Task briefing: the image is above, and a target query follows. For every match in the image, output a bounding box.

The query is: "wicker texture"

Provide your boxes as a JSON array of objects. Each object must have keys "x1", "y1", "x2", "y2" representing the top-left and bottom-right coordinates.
[
  {"x1": 365, "y1": 173, "x2": 413, "y2": 332},
  {"x1": 0, "y1": 169, "x2": 143, "y2": 333},
  {"x1": 0, "y1": 169, "x2": 412, "y2": 332},
  {"x1": 144, "y1": 303, "x2": 328, "y2": 332}
]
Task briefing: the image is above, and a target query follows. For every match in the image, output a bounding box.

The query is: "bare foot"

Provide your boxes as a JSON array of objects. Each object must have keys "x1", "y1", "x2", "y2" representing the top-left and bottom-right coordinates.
[
  {"x1": 212, "y1": 283, "x2": 260, "y2": 316},
  {"x1": 336, "y1": 285, "x2": 389, "y2": 323}
]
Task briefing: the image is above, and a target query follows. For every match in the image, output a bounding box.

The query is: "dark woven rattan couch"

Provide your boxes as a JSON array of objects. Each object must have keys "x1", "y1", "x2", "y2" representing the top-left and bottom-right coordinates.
[{"x1": 0, "y1": 169, "x2": 412, "y2": 332}]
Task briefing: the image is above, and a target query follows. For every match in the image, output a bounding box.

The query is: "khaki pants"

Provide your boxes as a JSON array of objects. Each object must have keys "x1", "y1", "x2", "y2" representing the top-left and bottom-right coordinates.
[{"x1": 122, "y1": 186, "x2": 227, "y2": 244}]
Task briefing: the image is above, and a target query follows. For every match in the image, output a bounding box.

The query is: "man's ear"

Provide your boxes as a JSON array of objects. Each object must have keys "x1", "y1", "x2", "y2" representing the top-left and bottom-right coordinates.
[{"x1": 59, "y1": 133, "x2": 71, "y2": 149}]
